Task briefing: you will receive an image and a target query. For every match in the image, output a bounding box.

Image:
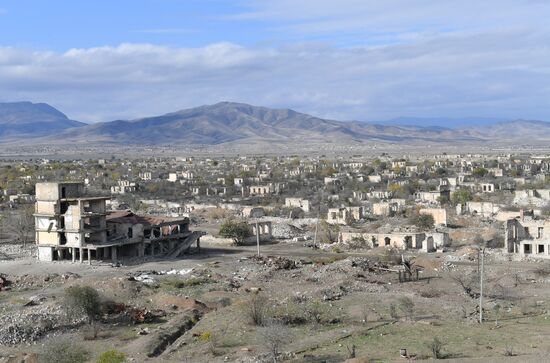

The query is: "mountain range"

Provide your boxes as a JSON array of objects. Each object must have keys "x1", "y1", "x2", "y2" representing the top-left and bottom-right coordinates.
[
  {"x1": 0, "y1": 102, "x2": 85, "y2": 138},
  {"x1": 0, "y1": 101, "x2": 548, "y2": 146}
]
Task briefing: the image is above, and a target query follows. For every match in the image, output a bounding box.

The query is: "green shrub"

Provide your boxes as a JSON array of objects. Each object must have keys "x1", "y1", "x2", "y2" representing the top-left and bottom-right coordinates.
[
  {"x1": 96, "y1": 350, "x2": 127, "y2": 363},
  {"x1": 199, "y1": 331, "x2": 212, "y2": 342}
]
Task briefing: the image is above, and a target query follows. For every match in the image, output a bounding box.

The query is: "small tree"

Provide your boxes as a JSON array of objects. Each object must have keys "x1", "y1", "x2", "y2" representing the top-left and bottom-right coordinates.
[
  {"x1": 389, "y1": 303, "x2": 398, "y2": 320},
  {"x1": 397, "y1": 297, "x2": 415, "y2": 320},
  {"x1": 451, "y1": 189, "x2": 472, "y2": 206},
  {"x1": 473, "y1": 167, "x2": 488, "y2": 178},
  {"x1": 492, "y1": 304, "x2": 501, "y2": 327},
  {"x1": 411, "y1": 214, "x2": 434, "y2": 231},
  {"x1": 219, "y1": 219, "x2": 251, "y2": 245},
  {"x1": 64, "y1": 285, "x2": 102, "y2": 337},
  {"x1": 318, "y1": 220, "x2": 340, "y2": 244}
]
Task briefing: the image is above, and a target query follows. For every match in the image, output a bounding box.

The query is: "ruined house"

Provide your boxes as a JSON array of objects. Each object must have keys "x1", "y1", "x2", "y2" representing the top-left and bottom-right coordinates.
[
  {"x1": 339, "y1": 230, "x2": 448, "y2": 252},
  {"x1": 327, "y1": 207, "x2": 364, "y2": 225},
  {"x1": 34, "y1": 182, "x2": 204, "y2": 263},
  {"x1": 111, "y1": 180, "x2": 137, "y2": 194},
  {"x1": 419, "y1": 208, "x2": 447, "y2": 226},
  {"x1": 284, "y1": 197, "x2": 311, "y2": 213},
  {"x1": 415, "y1": 189, "x2": 450, "y2": 204},
  {"x1": 372, "y1": 202, "x2": 401, "y2": 217},
  {"x1": 248, "y1": 221, "x2": 273, "y2": 242},
  {"x1": 505, "y1": 210, "x2": 550, "y2": 257},
  {"x1": 464, "y1": 201, "x2": 499, "y2": 217}
]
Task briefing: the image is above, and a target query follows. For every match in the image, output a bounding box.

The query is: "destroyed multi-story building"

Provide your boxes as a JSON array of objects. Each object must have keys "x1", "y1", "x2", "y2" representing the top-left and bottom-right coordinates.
[{"x1": 34, "y1": 182, "x2": 204, "y2": 263}]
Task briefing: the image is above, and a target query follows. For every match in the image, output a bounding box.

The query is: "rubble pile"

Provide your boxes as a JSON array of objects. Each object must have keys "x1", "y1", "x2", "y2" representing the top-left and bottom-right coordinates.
[
  {"x1": 5, "y1": 272, "x2": 80, "y2": 290},
  {"x1": 250, "y1": 255, "x2": 301, "y2": 270},
  {"x1": 0, "y1": 306, "x2": 70, "y2": 345},
  {"x1": 311, "y1": 257, "x2": 376, "y2": 279},
  {"x1": 0, "y1": 244, "x2": 36, "y2": 260},
  {"x1": 270, "y1": 222, "x2": 306, "y2": 240},
  {"x1": 128, "y1": 268, "x2": 194, "y2": 284}
]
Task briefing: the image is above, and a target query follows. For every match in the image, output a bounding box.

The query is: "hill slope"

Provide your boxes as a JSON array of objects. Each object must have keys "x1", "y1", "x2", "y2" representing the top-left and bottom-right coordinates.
[
  {"x1": 0, "y1": 102, "x2": 85, "y2": 138},
  {"x1": 55, "y1": 102, "x2": 481, "y2": 145},
  {"x1": 1, "y1": 101, "x2": 548, "y2": 146}
]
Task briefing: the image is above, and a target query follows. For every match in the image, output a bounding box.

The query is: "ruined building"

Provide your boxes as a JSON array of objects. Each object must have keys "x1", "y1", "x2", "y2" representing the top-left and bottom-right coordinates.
[
  {"x1": 34, "y1": 182, "x2": 204, "y2": 263},
  {"x1": 505, "y1": 210, "x2": 550, "y2": 258}
]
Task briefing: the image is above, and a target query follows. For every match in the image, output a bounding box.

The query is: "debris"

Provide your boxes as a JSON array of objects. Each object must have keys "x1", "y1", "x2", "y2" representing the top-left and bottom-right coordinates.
[
  {"x1": 0, "y1": 275, "x2": 11, "y2": 291},
  {"x1": 250, "y1": 255, "x2": 300, "y2": 270}
]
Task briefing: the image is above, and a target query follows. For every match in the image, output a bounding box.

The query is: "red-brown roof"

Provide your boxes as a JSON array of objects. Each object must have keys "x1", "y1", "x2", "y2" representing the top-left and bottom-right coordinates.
[{"x1": 107, "y1": 210, "x2": 184, "y2": 226}]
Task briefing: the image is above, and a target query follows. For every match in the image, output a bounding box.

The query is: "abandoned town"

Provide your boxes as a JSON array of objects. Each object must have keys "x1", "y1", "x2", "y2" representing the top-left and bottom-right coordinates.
[
  {"x1": 3, "y1": 1, "x2": 550, "y2": 362},
  {"x1": 1, "y1": 150, "x2": 550, "y2": 363}
]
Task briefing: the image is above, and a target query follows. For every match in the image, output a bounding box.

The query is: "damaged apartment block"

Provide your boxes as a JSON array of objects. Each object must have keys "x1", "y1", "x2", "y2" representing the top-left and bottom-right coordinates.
[{"x1": 34, "y1": 182, "x2": 204, "y2": 263}]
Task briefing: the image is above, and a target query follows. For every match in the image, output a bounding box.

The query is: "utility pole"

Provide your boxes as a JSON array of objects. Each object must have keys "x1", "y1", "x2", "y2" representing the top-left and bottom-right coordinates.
[
  {"x1": 256, "y1": 219, "x2": 260, "y2": 256},
  {"x1": 477, "y1": 249, "x2": 480, "y2": 276},
  {"x1": 313, "y1": 204, "x2": 320, "y2": 249},
  {"x1": 479, "y1": 247, "x2": 485, "y2": 324}
]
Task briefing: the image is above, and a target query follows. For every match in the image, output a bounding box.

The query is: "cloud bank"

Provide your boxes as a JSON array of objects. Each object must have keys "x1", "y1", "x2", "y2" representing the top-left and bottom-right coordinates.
[{"x1": 1, "y1": 0, "x2": 549, "y2": 123}]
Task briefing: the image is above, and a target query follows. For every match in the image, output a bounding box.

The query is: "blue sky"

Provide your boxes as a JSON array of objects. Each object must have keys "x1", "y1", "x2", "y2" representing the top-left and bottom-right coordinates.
[{"x1": 1, "y1": 0, "x2": 550, "y2": 123}]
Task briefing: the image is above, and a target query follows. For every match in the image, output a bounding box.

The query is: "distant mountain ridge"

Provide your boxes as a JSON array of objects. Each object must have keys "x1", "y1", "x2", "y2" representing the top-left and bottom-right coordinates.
[
  {"x1": 374, "y1": 116, "x2": 510, "y2": 129},
  {"x1": 54, "y1": 102, "x2": 484, "y2": 145},
  {"x1": 0, "y1": 101, "x2": 85, "y2": 138},
  {"x1": 1, "y1": 101, "x2": 549, "y2": 146}
]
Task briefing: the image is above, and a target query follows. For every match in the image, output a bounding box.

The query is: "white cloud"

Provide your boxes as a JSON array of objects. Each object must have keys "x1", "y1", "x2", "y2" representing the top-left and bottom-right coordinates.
[
  {"x1": 234, "y1": 0, "x2": 550, "y2": 35},
  {"x1": 133, "y1": 28, "x2": 197, "y2": 34},
  {"x1": 1, "y1": 28, "x2": 549, "y2": 123}
]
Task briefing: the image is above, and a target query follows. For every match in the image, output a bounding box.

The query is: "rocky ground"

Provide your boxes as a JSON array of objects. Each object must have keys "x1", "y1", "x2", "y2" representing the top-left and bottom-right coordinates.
[{"x1": 1, "y1": 237, "x2": 550, "y2": 363}]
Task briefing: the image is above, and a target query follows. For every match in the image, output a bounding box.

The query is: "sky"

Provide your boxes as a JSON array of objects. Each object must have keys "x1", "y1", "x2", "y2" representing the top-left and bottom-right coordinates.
[{"x1": 0, "y1": 0, "x2": 550, "y2": 123}]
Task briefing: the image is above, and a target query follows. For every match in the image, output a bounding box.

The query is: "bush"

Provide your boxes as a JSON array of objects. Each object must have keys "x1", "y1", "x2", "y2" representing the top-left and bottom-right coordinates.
[
  {"x1": 162, "y1": 276, "x2": 212, "y2": 289},
  {"x1": 199, "y1": 331, "x2": 212, "y2": 342},
  {"x1": 397, "y1": 297, "x2": 415, "y2": 320},
  {"x1": 381, "y1": 248, "x2": 401, "y2": 265},
  {"x1": 40, "y1": 340, "x2": 89, "y2": 363},
  {"x1": 219, "y1": 219, "x2": 251, "y2": 245},
  {"x1": 246, "y1": 293, "x2": 269, "y2": 326},
  {"x1": 486, "y1": 233, "x2": 504, "y2": 248},
  {"x1": 258, "y1": 321, "x2": 291, "y2": 363},
  {"x1": 184, "y1": 277, "x2": 212, "y2": 286},
  {"x1": 428, "y1": 337, "x2": 445, "y2": 359},
  {"x1": 303, "y1": 299, "x2": 333, "y2": 324},
  {"x1": 96, "y1": 350, "x2": 127, "y2": 363},
  {"x1": 411, "y1": 214, "x2": 434, "y2": 231},
  {"x1": 270, "y1": 300, "x2": 307, "y2": 325}
]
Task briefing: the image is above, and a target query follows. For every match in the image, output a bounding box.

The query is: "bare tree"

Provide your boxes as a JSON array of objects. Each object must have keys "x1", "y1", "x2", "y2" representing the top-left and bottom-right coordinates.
[
  {"x1": 0, "y1": 211, "x2": 6, "y2": 241},
  {"x1": 258, "y1": 321, "x2": 291, "y2": 363},
  {"x1": 451, "y1": 272, "x2": 479, "y2": 299},
  {"x1": 7, "y1": 206, "x2": 34, "y2": 247}
]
